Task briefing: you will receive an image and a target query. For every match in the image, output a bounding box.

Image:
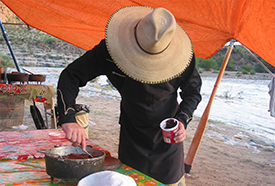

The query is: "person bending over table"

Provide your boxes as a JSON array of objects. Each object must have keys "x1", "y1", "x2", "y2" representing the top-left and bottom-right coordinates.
[{"x1": 57, "y1": 6, "x2": 202, "y2": 186}]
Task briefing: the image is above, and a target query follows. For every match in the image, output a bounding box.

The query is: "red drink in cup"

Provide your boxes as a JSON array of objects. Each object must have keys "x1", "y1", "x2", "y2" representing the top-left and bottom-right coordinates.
[{"x1": 160, "y1": 118, "x2": 179, "y2": 144}]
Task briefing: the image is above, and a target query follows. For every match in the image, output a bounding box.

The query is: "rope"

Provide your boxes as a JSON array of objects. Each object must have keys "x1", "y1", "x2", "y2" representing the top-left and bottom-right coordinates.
[{"x1": 244, "y1": 46, "x2": 275, "y2": 78}]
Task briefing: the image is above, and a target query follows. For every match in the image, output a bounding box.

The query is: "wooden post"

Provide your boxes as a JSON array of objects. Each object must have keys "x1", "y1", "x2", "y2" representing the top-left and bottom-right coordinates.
[{"x1": 184, "y1": 40, "x2": 235, "y2": 173}]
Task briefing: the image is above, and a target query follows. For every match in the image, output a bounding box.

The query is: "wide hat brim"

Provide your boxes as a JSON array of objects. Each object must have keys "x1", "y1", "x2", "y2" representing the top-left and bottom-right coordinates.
[{"x1": 105, "y1": 6, "x2": 193, "y2": 84}]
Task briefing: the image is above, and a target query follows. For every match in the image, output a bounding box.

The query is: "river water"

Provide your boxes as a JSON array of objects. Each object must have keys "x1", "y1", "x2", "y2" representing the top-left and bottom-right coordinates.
[
  {"x1": 193, "y1": 77, "x2": 275, "y2": 142},
  {"x1": 21, "y1": 67, "x2": 275, "y2": 143}
]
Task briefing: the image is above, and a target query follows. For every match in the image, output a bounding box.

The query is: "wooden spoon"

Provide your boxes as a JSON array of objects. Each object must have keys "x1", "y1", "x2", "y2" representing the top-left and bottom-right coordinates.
[{"x1": 83, "y1": 148, "x2": 93, "y2": 158}]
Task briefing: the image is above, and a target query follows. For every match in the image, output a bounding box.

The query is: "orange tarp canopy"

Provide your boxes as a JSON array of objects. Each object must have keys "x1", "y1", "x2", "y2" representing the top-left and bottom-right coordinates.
[{"x1": 2, "y1": 0, "x2": 275, "y2": 66}]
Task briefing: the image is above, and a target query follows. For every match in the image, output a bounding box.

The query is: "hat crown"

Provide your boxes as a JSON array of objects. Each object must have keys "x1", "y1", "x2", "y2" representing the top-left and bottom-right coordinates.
[{"x1": 136, "y1": 8, "x2": 176, "y2": 54}]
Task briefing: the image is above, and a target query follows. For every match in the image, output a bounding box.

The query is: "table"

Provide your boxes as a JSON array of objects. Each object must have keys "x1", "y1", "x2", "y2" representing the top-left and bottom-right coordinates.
[
  {"x1": 0, "y1": 84, "x2": 56, "y2": 129},
  {"x1": 0, "y1": 84, "x2": 54, "y2": 104},
  {"x1": 0, "y1": 129, "x2": 165, "y2": 186}
]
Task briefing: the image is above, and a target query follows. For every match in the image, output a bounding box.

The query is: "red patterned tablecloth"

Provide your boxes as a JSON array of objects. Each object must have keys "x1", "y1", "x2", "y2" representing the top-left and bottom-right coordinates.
[
  {"x1": 0, "y1": 129, "x2": 109, "y2": 160},
  {"x1": 0, "y1": 129, "x2": 165, "y2": 186}
]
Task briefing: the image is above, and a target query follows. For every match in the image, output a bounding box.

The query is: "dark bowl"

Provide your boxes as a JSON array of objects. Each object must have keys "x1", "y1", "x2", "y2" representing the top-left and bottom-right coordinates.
[
  {"x1": 28, "y1": 74, "x2": 46, "y2": 82},
  {"x1": 7, "y1": 73, "x2": 29, "y2": 82}
]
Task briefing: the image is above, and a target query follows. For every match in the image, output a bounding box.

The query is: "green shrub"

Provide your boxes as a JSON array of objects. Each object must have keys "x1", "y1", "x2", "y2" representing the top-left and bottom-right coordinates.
[
  {"x1": 250, "y1": 70, "x2": 256, "y2": 75},
  {"x1": 236, "y1": 71, "x2": 242, "y2": 77},
  {"x1": 195, "y1": 58, "x2": 200, "y2": 69},
  {"x1": 0, "y1": 55, "x2": 14, "y2": 67},
  {"x1": 242, "y1": 69, "x2": 249, "y2": 74},
  {"x1": 242, "y1": 64, "x2": 253, "y2": 72},
  {"x1": 44, "y1": 37, "x2": 59, "y2": 45},
  {"x1": 254, "y1": 63, "x2": 265, "y2": 73},
  {"x1": 198, "y1": 58, "x2": 217, "y2": 71}
]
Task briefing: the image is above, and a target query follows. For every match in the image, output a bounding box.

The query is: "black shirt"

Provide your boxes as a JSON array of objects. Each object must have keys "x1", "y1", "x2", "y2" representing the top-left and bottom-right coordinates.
[{"x1": 57, "y1": 39, "x2": 202, "y2": 184}]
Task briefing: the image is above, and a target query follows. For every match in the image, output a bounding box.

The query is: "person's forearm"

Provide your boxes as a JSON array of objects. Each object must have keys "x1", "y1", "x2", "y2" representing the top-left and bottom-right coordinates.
[{"x1": 56, "y1": 65, "x2": 81, "y2": 126}]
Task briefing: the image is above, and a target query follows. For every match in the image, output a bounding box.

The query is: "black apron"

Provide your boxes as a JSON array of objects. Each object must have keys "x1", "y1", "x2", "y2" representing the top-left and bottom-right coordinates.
[{"x1": 117, "y1": 77, "x2": 184, "y2": 184}]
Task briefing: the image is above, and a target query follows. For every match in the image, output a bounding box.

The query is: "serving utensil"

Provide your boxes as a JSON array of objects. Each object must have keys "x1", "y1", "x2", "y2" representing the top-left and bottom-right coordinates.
[{"x1": 83, "y1": 149, "x2": 93, "y2": 158}]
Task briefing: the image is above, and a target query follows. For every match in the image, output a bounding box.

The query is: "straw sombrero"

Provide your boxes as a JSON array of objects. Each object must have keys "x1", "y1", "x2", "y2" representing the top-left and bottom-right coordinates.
[{"x1": 105, "y1": 6, "x2": 193, "y2": 84}]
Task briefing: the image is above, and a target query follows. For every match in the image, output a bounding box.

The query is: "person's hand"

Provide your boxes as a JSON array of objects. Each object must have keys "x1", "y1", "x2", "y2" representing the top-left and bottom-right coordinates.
[
  {"x1": 61, "y1": 123, "x2": 86, "y2": 151},
  {"x1": 174, "y1": 121, "x2": 186, "y2": 143}
]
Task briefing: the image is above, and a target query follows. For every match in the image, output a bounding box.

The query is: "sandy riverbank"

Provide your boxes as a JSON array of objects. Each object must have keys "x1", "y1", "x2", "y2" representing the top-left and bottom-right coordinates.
[{"x1": 9, "y1": 93, "x2": 272, "y2": 186}]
